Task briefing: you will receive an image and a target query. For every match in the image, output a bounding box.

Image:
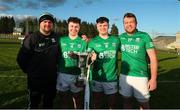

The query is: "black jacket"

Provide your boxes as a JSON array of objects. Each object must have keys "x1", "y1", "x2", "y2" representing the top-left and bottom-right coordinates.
[{"x1": 17, "y1": 31, "x2": 59, "y2": 89}]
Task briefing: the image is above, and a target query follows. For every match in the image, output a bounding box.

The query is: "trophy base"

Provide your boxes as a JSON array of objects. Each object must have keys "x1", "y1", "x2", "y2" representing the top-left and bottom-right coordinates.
[
  {"x1": 75, "y1": 80, "x2": 85, "y2": 87},
  {"x1": 75, "y1": 76, "x2": 85, "y2": 87}
]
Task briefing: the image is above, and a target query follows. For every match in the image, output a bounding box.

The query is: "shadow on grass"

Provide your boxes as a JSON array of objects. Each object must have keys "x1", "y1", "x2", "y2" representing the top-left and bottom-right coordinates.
[
  {"x1": 0, "y1": 90, "x2": 27, "y2": 109},
  {"x1": 54, "y1": 92, "x2": 124, "y2": 109},
  {"x1": 158, "y1": 56, "x2": 178, "y2": 62},
  {"x1": 150, "y1": 68, "x2": 180, "y2": 109},
  {"x1": 0, "y1": 65, "x2": 19, "y2": 71},
  {"x1": 0, "y1": 67, "x2": 179, "y2": 108},
  {"x1": 0, "y1": 42, "x2": 20, "y2": 44},
  {"x1": 158, "y1": 68, "x2": 180, "y2": 81}
]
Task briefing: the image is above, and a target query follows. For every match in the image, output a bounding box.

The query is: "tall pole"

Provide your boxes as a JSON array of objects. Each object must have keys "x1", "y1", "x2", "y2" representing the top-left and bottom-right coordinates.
[{"x1": 25, "y1": 17, "x2": 29, "y2": 35}]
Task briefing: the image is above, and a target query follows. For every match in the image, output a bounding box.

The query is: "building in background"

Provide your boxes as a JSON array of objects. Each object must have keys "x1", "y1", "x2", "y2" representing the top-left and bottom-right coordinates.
[
  {"x1": 176, "y1": 32, "x2": 180, "y2": 49},
  {"x1": 153, "y1": 31, "x2": 180, "y2": 55},
  {"x1": 153, "y1": 36, "x2": 175, "y2": 50},
  {"x1": 175, "y1": 32, "x2": 180, "y2": 55},
  {"x1": 13, "y1": 27, "x2": 23, "y2": 35}
]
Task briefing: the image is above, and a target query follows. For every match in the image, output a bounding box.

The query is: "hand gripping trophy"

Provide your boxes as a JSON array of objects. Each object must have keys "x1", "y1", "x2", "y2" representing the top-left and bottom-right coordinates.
[
  {"x1": 69, "y1": 51, "x2": 94, "y2": 110},
  {"x1": 77, "y1": 52, "x2": 95, "y2": 110},
  {"x1": 68, "y1": 51, "x2": 91, "y2": 86},
  {"x1": 76, "y1": 52, "x2": 90, "y2": 87}
]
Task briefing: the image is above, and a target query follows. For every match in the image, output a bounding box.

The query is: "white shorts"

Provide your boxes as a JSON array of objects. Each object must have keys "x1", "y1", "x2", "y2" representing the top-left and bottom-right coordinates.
[
  {"x1": 92, "y1": 80, "x2": 118, "y2": 95},
  {"x1": 119, "y1": 74, "x2": 150, "y2": 102},
  {"x1": 56, "y1": 73, "x2": 83, "y2": 93}
]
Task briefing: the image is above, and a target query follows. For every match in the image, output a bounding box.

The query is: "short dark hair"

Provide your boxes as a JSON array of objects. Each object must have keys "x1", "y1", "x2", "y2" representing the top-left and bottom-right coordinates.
[
  {"x1": 96, "y1": 17, "x2": 109, "y2": 24},
  {"x1": 68, "y1": 17, "x2": 81, "y2": 24},
  {"x1": 123, "y1": 13, "x2": 137, "y2": 24}
]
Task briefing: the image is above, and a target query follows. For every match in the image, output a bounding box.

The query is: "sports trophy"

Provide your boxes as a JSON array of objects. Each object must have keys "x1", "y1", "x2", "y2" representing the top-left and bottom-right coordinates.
[
  {"x1": 68, "y1": 51, "x2": 93, "y2": 109},
  {"x1": 76, "y1": 52, "x2": 89, "y2": 87}
]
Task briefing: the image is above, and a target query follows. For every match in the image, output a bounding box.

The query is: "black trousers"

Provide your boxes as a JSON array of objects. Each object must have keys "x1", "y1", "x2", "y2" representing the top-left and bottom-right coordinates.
[{"x1": 27, "y1": 88, "x2": 56, "y2": 109}]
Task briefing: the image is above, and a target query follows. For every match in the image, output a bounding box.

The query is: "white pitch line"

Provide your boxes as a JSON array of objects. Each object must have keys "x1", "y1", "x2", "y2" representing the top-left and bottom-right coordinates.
[
  {"x1": 0, "y1": 76, "x2": 26, "y2": 78},
  {"x1": 158, "y1": 81, "x2": 180, "y2": 83},
  {"x1": 0, "y1": 76, "x2": 180, "y2": 83}
]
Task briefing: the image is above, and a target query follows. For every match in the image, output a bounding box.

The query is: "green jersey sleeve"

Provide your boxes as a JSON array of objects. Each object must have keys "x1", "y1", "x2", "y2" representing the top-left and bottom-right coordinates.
[
  {"x1": 144, "y1": 33, "x2": 154, "y2": 49},
  {"x1": 87, "y1": 40, "x2": 94, "y2": 52}
]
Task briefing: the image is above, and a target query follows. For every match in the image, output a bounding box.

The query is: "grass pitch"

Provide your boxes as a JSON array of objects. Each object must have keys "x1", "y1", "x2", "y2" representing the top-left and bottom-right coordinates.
[{"x1": 0, "y1": 38, "x2": 180, "y2": 108}]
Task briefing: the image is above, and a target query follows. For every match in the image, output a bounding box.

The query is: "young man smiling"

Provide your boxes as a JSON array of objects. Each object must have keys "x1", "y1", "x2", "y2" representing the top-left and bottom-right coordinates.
[
  {"x1": 56, "y1": 17, "x2": 86, "y2": 109},
  {"x1": 87, "y1": 17, "x2": 120, "y2": 109},
  {"x1": 119, "y1": 12, "x2": 158, "y2": 109}
]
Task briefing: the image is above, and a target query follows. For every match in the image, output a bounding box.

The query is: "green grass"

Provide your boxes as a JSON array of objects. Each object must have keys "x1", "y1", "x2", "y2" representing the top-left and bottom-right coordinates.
[
  {"x1": 0, "y1": 39, "x2": 27, "y2": 108},
  {"x1": 0, "y1": 39, "x2": 180, "y2": 108},
  {"x1": 157, "y1": 50, "x2": 180, "y2": 81}
]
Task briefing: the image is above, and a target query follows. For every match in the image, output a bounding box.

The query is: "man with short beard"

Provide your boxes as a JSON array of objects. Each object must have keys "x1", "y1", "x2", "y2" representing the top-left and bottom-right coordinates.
[{"x1": 17, "y1": 12, "x2": 59, "y2": 109}]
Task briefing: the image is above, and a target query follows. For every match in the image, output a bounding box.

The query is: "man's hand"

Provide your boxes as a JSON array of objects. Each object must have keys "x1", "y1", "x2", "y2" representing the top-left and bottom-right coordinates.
[
  {"x1": 81, "y1": 34, "x2": 90, "y2": 42},
  {"x1": 68, "y1": 51, "x2": 78, "y2": 59},
  {"x1": 87, "y1": 52, "x2": 97, "y2": 65},
  {"x1": 148, "y1": 78, "x2": 157, "y2": 91},
  {"x1": 90, "y1": 52, "x2": 97, "y2": 63}
]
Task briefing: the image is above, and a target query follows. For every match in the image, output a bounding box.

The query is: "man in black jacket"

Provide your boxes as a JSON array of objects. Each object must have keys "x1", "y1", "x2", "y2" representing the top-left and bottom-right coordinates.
[{"x1": 17, "y1": 12, "x2": 59, "y2": 109}]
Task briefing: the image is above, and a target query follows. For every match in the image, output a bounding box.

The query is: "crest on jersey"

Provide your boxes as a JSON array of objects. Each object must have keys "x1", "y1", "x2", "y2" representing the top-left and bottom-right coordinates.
[
  {"x1": 112, "y1": 43, "x2": 116, "y2": 47},
  {"x1": 104, "y1": 42, "x2": 109, "y2": 48},
  {"x1": 70, "y1": 43, "x2": 74, "y2": 48},
  {"x1": 78, "y1": 44, "x2": 81, "y2": 48},
  {"x1": 128, "y1": 38, "x2": 132, "y2": 42},
  {"x1": 39, "y1": 43, "x2": 45, "y2": 47},
  {"x1": 135, "y1": 38, "x2": 140, "y2": 42},
  {"x1": 51, "y1": 38, "x2": 56, "y2": 43},
  {"x1": 95, "y1": 44, "x2": 101, "y2": 47}
]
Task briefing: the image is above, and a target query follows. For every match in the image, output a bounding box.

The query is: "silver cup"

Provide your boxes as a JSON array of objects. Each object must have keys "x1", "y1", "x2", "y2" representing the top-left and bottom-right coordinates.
[{"x1": 76, "y1": 52, "x2": 89, "y2": 87}]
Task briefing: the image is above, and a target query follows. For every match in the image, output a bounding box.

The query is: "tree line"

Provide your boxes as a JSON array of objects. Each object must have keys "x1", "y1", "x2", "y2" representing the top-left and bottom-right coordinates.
[
  {"x1": 0, "y1": 16, "x2": 119, "y2": 38},
  {"x1": 0, "y1": 16, "x2": 15, "y2": 34}
]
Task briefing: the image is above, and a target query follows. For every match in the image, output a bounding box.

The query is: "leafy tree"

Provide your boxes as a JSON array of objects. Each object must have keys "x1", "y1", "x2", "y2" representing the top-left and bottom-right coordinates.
[
  {"x1": 56, "y1": 20, "x2": 68, "y2": 35},
  {"x1": 0, "y1": 16, "x2": 15, "y2": 33},
  {"x1": 80, "y1": 22, "x2": 97, "y2": 38},
  {"x1": 19, "y1": 17, "x2": 38, "y2": 34},
  {"x1": 0, "y1": 15, "x2": 101, "y2": 37},
  {"x1": 80, "y1": 21, "x2": 88, "y2": 35},
  {"x1": 9, "y1": 17, "x2": 15, "y2": 33},
  {"x1": 110, "y1": 24, "x2": 119, "y2": 37}
]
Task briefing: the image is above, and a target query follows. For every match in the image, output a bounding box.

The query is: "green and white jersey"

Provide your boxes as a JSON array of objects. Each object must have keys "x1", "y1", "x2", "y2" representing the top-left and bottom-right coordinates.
[
  {"x1": 119, "y1": 30, "x2": 154, "y2": 77},
  {"x1": 87, "y1": 35, "x2": 120, "y2": 82},
  {"x1": 58, "y1": 36, "x2": 87, "y2": 75}
]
